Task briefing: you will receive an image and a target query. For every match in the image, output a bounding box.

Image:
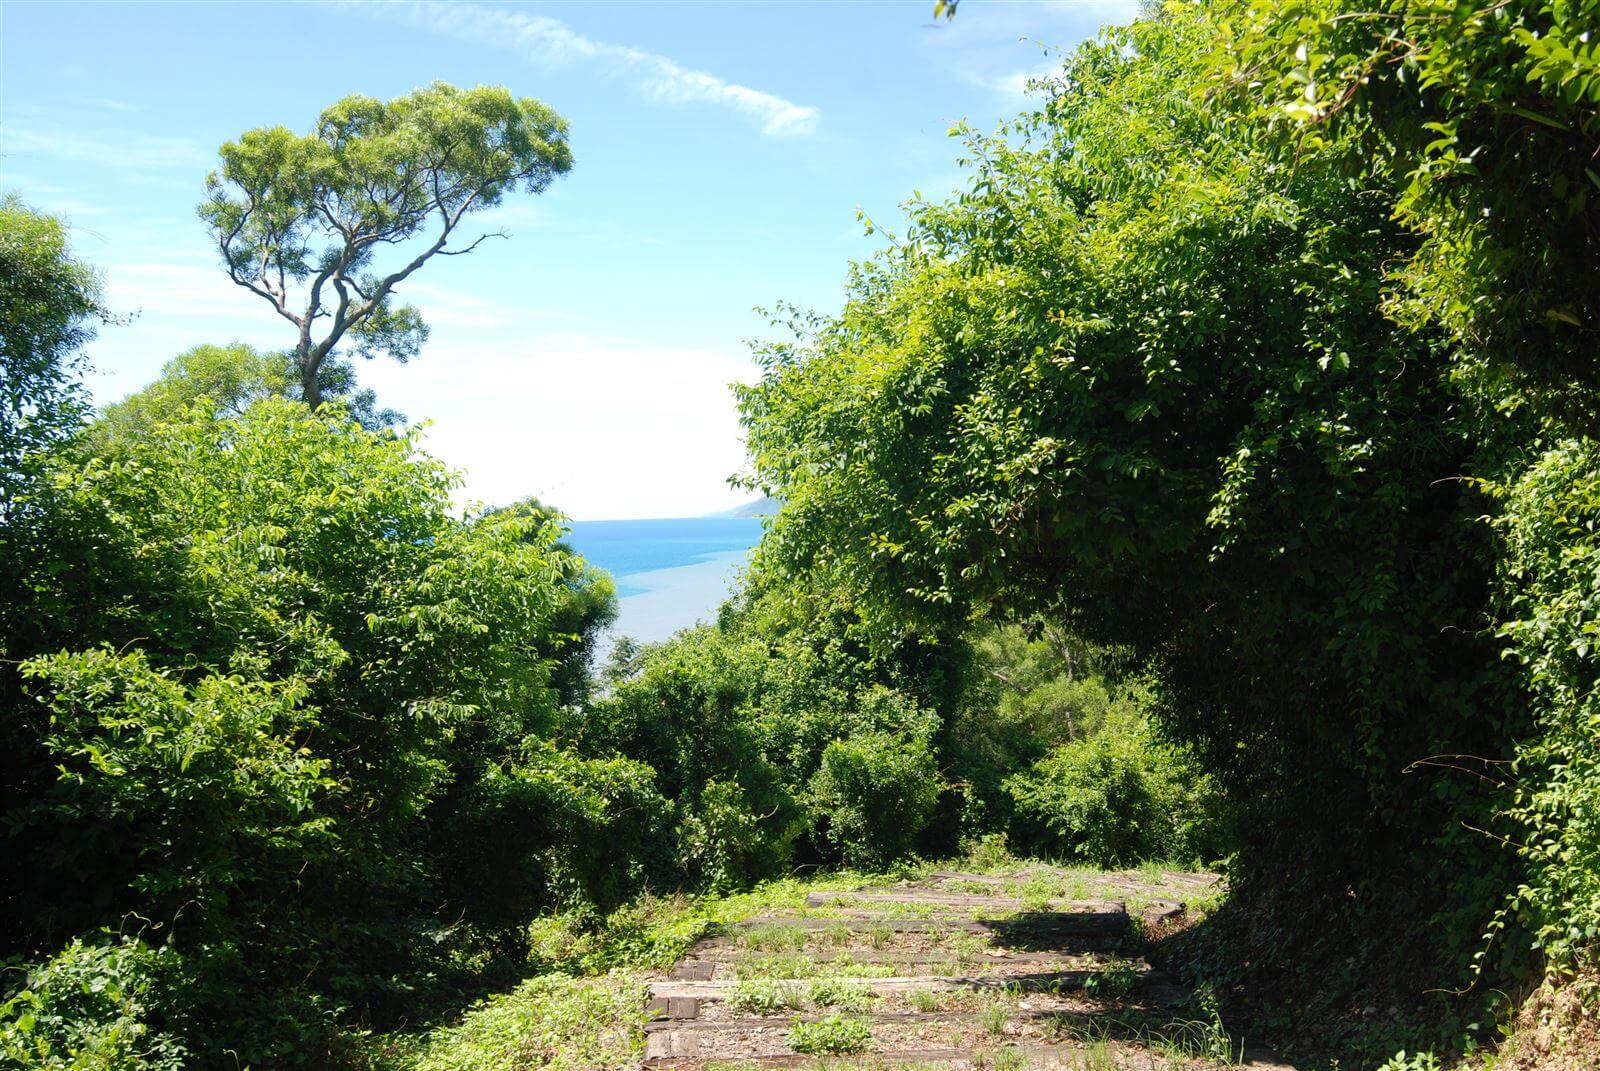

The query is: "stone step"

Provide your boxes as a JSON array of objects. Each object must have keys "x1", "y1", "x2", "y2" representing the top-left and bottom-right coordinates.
[
  {"x1": 691, "y1": 948, "x2": 1108, "y2": 971},
  {"x1": 643, "y1": 1038, "x2": 1157, "y2": 1068},
  {"x1": 690, "y1": 932, "x2": 1125, "y2": 957},
  {"x1": 644, "y1": 1003, "x2": 1151, "y2": 1035},
  {"x1": 735, "y1": 907, "x2": 1127, "y2": 937},
  {"x1": 806, "y1": 891, "x2": 1087, "y2": 910},
  {"x1": 648, "y1": 970, "x2": 1106, "y2": 1005}
]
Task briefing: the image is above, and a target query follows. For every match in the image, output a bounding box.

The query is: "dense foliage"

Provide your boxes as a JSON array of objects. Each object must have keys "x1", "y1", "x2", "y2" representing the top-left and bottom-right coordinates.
[
  {"x1": 6, "y1": 0, "x2": 1597, "y2": 1063},
  {"x1": 0, "y1": 269, "x2": 647, "y2": 1063},
  {"x1": 0, "y1": 195, "x2": 102, "y2": 496},
  {"x1": 734, "y1": 0, "x2": 1597, "y2": 1058}
]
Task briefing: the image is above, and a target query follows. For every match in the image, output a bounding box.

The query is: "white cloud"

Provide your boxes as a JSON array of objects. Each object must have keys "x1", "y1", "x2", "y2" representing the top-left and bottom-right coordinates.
[
  {"x1": 361, "y1": 332, "x2": 759, "y2": 520},
  {"x1": 337, "y1": 0, "x2": 820, "y2": 138}
]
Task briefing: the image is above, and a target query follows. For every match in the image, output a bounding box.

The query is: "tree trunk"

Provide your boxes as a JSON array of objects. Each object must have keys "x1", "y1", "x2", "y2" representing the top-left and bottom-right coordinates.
[{"x1": 298, "y1": 339, "x2": 322, "y2": 409}]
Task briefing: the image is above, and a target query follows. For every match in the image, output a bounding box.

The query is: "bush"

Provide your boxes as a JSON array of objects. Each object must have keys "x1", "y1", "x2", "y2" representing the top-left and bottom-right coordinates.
[
  {"x1": 15, "y1": 650, "x2": 336, "y2": 947},
  {"x1": 1003, "y1": 709, "x2": 1224, "y2": 867},
  {"x1": 442, "y1": 744, "x2": 669, "y2": 943},
  {"x1": 805, "y1": 731, "x2": 942, "y2": 869},
  {"x1": 1495, "y1": 441, "x2": 1600, "y2": 980},
  {"x1": 678, "y1": 778, "x2": 784, "y2": 893},
  {"x1": 2, "y1": 399, "x2": 581, "y2": 1062},
  {"x1": 0, "y1": 936, "x2": 188, "y2": 1071}
]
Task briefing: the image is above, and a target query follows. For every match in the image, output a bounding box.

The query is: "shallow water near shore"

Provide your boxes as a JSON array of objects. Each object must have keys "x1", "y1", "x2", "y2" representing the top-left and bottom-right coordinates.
[{"x1": 566, "y1": 517, "x2": 763, "y2": 646}]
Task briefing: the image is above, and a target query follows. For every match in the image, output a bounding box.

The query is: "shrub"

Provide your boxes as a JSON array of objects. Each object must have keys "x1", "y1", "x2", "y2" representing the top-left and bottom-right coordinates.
[
  {"x1": 0, "y1": 936, "x2": 188, "y2": 1071},
  {"x1": 3, "y1": 400, "x2": 580, "y2": 1061},
  {"x1": 1494, "y1": 441, "x2": 1600, "y2": 980},
  {"x1": 1003, "y1": 711, "x2": 1223, "y2": 867},
  {"x1": 805, "y1": 731, "x2": 942, "y2": 869},
  {"x1": 678, "y1": 778, "x2": 784, "y2": 893},
  {"x1": 15, "y1": 650, "x2": 336, "y2": 947},
  {"x1": 441, "y1": 744, "x2": 669, "y2": 942}
]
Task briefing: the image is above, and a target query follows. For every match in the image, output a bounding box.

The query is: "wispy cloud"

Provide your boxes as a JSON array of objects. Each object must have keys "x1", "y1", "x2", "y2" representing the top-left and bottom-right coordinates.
[
  {"x1": 338, "y1": 0, "x2": 820, "y2": 138},
  {"x1": 966, "y1": 63, "x2": 1057, "y2": 104},
  {"x1": 0, "y1": 118, "x2": 207, "y2": 174}
]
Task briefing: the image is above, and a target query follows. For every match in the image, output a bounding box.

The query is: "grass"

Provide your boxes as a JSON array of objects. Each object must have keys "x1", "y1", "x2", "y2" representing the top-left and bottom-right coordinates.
[
  {"x1": 825, "y1": 953, "x2": 895, "y2": 976},
  {"x1": 980, "y1": 999, "x2": 1011, "y2": 1037},
  {"x1": 1074, "y1": 1039, "x2": 1121, "y2": 1071},
  {"x1": 730, "y1": 978, "x2": 807, "y2": 1015},
  {"x1": 739, "y1": 923, "x2": 811, "y2": 952},
  {"x1": 1047, "y1": 987, "x2": 1245, "y2": 1069},
  {"x1": 730, "y1": 951, "x2": 816, "y2": 979},
  {"x1": 363, "y1": 974, "x2": 647, "y2": 1071},
  {"x1": 990, "y1": 1047, "x2": 1025, "y2": 1071},
  {"x1": 946, "y1": 930, "x2": 987, "y2": 964}
]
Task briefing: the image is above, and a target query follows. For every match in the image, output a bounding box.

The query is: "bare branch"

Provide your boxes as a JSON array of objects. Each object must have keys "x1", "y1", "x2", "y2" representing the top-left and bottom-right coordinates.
[{"x1": 436, "y1": 231, "x2": 508, "y2": 256}]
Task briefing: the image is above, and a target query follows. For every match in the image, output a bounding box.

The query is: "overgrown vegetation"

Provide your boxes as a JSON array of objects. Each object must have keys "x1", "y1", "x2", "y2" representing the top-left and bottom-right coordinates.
[
  {"x1": 727, "y1": 0, "x2": 1599, "y2": 1062},
  {"x1": 4, "y1": 0, "x2": 1598, "y2": 1065}
]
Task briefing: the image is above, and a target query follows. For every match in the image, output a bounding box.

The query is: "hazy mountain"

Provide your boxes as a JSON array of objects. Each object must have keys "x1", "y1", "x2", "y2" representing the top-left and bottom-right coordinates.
[{"x1": 707, "y1": 496, "x2": 780, "y2": 518}]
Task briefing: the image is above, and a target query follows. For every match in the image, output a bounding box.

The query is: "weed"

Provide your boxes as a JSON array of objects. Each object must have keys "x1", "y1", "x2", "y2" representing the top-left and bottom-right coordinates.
[
  {"x1": 991, "y1": 1046, "x2": 1025, "y2": 1071},
  {"x1": 1082, "y1": 958, "x2": 1142, "y2": 1000},
  {"x1": 864, "y1": 924, "x2": 894, "y2": 949},
  {"x1": 1376, "y1": 1053, "x2": 1444, "y2": 1071},
  {"x1": 1041, "y1": 1013, "x2": 1086, "y2": 1041},
  {"x1": 1074, "y1": 1039, "x2": 1119, "y2": 1071},
  {"x1": 947, "y1": 931, "x2": 985, "y2": 963},
  {"x1": 1019, "y1": 875, "x2": 1063, "y2": 905},
  {"x1": 818, "y1": 954, "x2": 894, "y2": 979},
  {"x1": 731, "y1": 952, "x2": 815, "y2": 979},
  {"x1": 788, "y1": 1014, "x2": 873, "y2": 1055},
  {"x1": 948, "y1": 880, "x2": 994, "y2": 896},
  {"x1": 1155, "y1": 986, "x2": 1242, "y2": 1066},
  {"x1": 962, "y1": 833, "x2": 1015, "y2": 871},
  {"x1": 730, "y1": 979, "x2": 806, "y2": 1015},
  {"x1": 808, "y1": 977, "x2": 874, "y2": 1013},
  {"x1": 980, "y1": 1000, "x2": 1010, "y2": 1037},
  {"x1": 911, "y1": 989, "x2": 943, "y2": 1013}
]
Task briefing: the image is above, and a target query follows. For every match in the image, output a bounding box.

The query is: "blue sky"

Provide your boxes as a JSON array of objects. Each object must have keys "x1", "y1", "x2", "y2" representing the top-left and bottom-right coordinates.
[{"x1": 2, "y1": 0, "x2": 1136, "y2": 519}]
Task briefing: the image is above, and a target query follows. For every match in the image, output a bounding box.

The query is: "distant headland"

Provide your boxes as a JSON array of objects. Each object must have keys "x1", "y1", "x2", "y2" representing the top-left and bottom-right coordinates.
[{"x1": 705, "y1": 495, "x2": 780, "y2": 519}]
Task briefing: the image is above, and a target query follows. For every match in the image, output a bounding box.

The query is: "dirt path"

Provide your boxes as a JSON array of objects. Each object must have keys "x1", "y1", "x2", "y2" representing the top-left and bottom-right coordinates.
[{"x1": 642, "y1": 868, "x2": 1294, "y2": 1070}]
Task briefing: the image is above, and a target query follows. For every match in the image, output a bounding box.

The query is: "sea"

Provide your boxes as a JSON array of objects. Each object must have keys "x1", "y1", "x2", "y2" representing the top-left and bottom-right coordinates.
[{"x1": 564, "y1": 517, "x2": 764, "y2": 648}]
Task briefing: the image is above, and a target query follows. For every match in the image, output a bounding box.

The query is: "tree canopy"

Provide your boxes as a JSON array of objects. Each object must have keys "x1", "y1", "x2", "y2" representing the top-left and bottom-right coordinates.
[
  {"x1": 0, "y1": 195, "x2": 103, "y2": 512},
  {"x1": 199, "y1": 82, "x2": 573, "y2": 407}
]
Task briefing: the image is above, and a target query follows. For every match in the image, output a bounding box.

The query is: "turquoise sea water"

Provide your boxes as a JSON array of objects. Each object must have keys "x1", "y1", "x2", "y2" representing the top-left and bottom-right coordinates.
[{"x1": 565, "y1": 517, "x2": 764, "y2": 645}]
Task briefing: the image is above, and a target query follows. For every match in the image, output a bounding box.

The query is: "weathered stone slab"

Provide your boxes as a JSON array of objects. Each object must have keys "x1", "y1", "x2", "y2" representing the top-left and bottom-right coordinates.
[
  {"x1": 807, "y1": 891, "x2": 1088, "y2": 910},
  {"x1": 646, "y1": 995, "x2": 703, "y2": 1020},
  {"x1": 648, "y1": 970, "x2": 1101, "y2": 1002},
  {"x1": 1139, "y1": 900, "x2": 1186, "y2": 929},
  {"x1": 738, "y1": 906, "x2": 1127, "y2": 937},
  {"x1": 670, "y1": 958, "x2": 717, "y2": 981}
]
